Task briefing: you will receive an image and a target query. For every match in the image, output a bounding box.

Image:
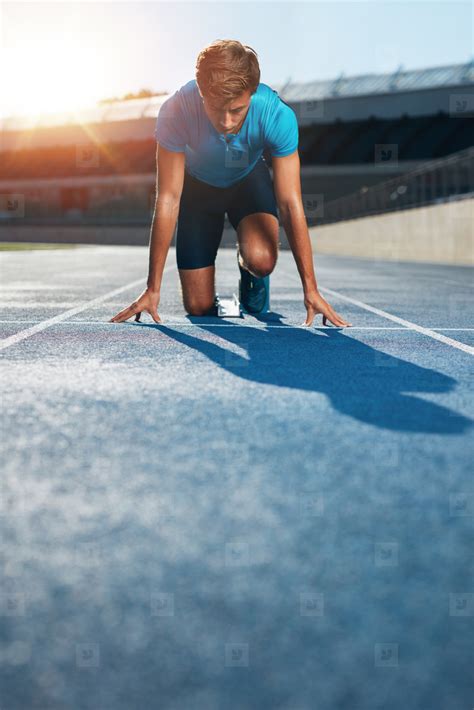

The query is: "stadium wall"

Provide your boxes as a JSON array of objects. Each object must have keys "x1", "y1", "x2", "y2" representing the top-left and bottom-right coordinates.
[{"x1": 309, "y1": 195, "x2": 474, "y2": 265}]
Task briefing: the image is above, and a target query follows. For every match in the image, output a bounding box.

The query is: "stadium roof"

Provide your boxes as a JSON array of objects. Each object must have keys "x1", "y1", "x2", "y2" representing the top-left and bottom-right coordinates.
[
  {"x1": 1, "y1": 60, "x2": 472, "y2": 132},
  {"x1": 276, "y1": 60, "x2": 474, "y2": 102}
]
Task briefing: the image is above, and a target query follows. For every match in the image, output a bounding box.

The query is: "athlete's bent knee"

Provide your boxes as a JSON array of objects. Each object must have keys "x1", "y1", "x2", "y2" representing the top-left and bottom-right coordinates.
[
  {"x1": 242, "y1": 248, "x2": 277, "y2": 278},
  {"x1": 184, "y1": 300, "x2": 215, "y2": 317}
]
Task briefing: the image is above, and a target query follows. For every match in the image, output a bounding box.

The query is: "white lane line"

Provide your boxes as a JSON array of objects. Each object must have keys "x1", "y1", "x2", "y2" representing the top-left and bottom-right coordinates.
[
  {"x1": 0, "y1": 270, "x2": 172, "y2": 352},
  {"x1": 317, "y1": 285, "x2": 474, "y2": 355},
  {"x1": 0, "y1": 320, "x2": 473, "y2": 331}
]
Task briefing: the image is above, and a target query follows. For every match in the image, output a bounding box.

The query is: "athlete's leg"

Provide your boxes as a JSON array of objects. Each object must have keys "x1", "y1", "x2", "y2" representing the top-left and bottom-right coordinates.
[
  {"x1": 175, "y1": 171, "x2": 226, "y2": 316},
  {"x1": 178, "y1": 265, "x2": 216, "y2": 316},
  {"x1": 227, "y1": 158, "x2": 280, "y2": 278},
  {"x1": 236, "y1": 212, "x2": 279, "y2": 278}
]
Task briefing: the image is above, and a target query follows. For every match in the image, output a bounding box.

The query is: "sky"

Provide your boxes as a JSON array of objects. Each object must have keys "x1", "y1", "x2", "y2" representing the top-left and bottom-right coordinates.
[{"x1": 0, "y1": 0, "x2": 472, "y2": 119}]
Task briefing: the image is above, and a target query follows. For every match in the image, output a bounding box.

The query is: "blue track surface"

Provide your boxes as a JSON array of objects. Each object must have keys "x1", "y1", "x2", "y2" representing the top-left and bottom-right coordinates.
[{"x1": 1, "y1": 245, "x2": 473, "y2": 710}]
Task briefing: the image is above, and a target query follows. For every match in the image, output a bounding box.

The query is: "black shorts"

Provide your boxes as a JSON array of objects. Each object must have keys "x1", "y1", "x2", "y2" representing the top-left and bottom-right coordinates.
[{"x1": 175, "y1": 156, "x2": 279, "y2": 269}]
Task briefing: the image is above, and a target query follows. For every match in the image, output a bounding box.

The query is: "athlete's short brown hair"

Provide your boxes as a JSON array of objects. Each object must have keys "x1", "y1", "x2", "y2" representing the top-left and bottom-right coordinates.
[{"x1": 195, "y1": 39, "x2": 260, "y2": 103}]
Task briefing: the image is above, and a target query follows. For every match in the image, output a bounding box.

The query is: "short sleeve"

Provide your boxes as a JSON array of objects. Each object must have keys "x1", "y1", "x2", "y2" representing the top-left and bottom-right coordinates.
[
  {"x1": 265, "y1": 97, "x2": 299, "y2": 158},
  {"x1": 154, "y1": 91, "x2": 188, "y2": 152}
]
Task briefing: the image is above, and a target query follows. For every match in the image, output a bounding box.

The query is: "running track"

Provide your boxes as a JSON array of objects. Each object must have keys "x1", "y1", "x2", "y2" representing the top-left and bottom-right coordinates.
[{"x1": 1, "y1": 245, "x2": 473, "y2": 709}]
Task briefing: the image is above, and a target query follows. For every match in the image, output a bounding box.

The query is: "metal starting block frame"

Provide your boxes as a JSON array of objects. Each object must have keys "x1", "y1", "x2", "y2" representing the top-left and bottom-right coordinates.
[{"x1": 215, "y1": 293, "x2": 242, "y2": 318}]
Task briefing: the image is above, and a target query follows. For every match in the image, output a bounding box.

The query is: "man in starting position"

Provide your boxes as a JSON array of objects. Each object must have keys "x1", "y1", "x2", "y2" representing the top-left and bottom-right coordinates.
[{"x1": 110, "y1": 39, "x2": 351, "y2": 327}]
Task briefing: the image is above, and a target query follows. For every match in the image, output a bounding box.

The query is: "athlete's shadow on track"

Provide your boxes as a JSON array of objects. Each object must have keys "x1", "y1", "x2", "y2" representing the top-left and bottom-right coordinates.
[{"x1": 136, "y1": 313, "x2": 471, "y2": 434}]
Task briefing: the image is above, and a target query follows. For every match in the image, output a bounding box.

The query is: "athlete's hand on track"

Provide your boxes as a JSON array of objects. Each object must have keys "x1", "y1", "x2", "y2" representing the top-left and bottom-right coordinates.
[
  {"x1": 302, "y1": 289, "x2": 352, "y2": 328},
  {"x1": 109, "y1": 288, "x2": 162, "y2": 324}
]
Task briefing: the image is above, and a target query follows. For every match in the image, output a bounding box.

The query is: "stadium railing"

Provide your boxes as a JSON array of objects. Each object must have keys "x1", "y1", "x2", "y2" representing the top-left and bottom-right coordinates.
[{"x1": 308, "y1": 146, "x2": 474, "y2": 226}]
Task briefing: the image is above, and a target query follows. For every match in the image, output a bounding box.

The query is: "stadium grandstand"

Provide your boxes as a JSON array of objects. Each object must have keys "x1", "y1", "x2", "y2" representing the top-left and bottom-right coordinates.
[{"x1": 0, "y1": 60, "x2": 473, "y2": 246}]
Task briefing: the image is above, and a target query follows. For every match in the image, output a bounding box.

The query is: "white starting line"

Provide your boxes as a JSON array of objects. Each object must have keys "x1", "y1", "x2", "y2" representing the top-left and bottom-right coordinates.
[
  {"x1": 0, "y1": 267, "x2": 473, "y2": 355},
  {"x1": 0, "y1": 321, "x2": 473, "y2": 332}
]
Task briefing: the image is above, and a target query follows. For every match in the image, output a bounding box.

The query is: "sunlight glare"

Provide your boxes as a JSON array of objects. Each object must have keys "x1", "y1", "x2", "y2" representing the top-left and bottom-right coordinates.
[{"x1": 3, "y1": 40, "x2": 107, "y2": 119}]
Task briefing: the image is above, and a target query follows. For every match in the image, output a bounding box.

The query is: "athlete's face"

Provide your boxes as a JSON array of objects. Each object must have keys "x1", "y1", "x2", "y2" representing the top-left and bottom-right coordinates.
[{"x1": 200, "y1": 89, "x2": 252, "y2": 135}]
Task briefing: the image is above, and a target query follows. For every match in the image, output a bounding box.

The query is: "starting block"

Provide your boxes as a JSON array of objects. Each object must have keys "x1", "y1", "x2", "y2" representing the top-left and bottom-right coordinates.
[{"x1": 215, "y1": 293, "x2": 242, "y2": 318}]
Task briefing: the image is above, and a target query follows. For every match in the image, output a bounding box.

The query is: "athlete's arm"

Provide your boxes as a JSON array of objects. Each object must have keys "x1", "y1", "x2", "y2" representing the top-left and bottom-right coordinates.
[
  {"x1": 272, "y1": 150, "x2": 351, "y2": 327},
  {"x1": 110, "y1": 144, "x2": 185, "y2": 323},
  {"x1": 147, "y1": 144, "x2": 185, "y2": 291}
]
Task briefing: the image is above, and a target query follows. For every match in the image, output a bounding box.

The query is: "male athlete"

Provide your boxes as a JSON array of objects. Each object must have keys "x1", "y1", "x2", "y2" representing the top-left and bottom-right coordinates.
[{"x1": 110, "y1": 39, "x2": 351, "y2": 327}]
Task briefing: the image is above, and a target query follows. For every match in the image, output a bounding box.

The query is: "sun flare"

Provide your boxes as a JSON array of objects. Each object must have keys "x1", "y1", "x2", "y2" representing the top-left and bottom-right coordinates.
[{"x1": 3, "y1": 41, "x2": 108, "y2": 120}]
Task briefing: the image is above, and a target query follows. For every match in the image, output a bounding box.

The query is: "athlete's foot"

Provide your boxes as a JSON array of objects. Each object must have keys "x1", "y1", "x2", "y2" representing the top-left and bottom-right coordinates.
[{"x1": 238, "y1": 261, "x2": 269, "y2": 314}]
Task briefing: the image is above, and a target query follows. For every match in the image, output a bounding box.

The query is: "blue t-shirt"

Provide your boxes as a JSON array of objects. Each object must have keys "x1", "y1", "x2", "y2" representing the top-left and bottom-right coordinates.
[{"x1": 154, "y1": 79, "x2": 299, "y2": 187}]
